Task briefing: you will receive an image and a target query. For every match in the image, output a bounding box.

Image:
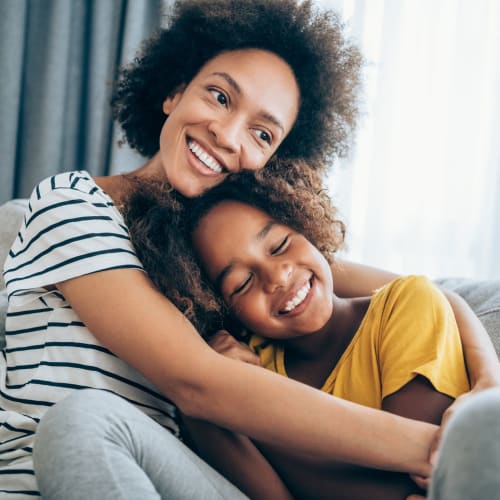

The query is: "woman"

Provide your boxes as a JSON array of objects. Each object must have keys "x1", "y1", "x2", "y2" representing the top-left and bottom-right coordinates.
[{"x1": 1, "y1": 0, "x2": 497, "y2": 498}]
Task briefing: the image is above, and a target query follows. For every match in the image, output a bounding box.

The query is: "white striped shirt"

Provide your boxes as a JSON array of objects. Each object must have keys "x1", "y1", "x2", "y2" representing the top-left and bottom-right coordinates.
[{"x1": 1, "y1": 171, "x2": 179, "y2": 497}]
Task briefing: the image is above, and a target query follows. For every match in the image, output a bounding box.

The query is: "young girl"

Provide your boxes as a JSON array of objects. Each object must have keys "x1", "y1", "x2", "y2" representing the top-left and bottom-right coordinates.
[
  {"x1": 130, "y1": 169, "x2": 491, "y2": 499},
  {"x1": 2, "y1": 0, "x2": 498, "y2": 498}
]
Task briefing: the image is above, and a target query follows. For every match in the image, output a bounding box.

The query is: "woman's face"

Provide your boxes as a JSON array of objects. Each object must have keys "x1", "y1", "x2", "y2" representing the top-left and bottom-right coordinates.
[
  {"x1": 192, "y1": 201, "x2": 334, "y2": 339},
  {"x1": 159, "y1": 49, "x2": 300, "y2": 197}
]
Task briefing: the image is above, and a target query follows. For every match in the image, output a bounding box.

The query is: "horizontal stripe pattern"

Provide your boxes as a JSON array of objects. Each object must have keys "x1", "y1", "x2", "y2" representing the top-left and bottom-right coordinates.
[{"x1": 1, "y1": 171, "x2": 179, "y2": 495}]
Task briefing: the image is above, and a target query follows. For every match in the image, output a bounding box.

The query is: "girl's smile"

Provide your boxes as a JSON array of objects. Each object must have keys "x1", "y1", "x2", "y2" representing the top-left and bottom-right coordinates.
[{"x1": 192, "y1": 200, "x2": 335, "y2": 339}]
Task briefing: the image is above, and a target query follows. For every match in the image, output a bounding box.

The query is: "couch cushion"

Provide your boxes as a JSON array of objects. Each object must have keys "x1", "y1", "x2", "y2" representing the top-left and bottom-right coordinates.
[
  {"x1": 0, "y1": 199, "x2": 28, "y2": 346},
  {"x1": 0, "y1": 199, "x2": 27, "y2": 287}
]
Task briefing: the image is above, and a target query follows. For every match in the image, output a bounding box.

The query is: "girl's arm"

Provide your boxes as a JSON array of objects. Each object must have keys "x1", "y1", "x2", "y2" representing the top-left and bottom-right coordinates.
[
  {"x1": 333, "y1": 258, "x2": 500, "y2": 393},
  {"x1": 182, "y1": 333, "x2": 291, "y2": 500},
  {"x1": 182, "y1": 416, "x2": 293, "y2": 500},
  {"x1": 57, "y1": 268, "x2": 435, "y2": 476}
]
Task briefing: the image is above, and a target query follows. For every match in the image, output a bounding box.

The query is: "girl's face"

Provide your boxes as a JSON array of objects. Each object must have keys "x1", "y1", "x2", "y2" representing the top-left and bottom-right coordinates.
[
  {"x1": 159, "y1": 49, "x2": 300, "y2": 197},
  {"x1": 192, "y1": 201, "x2": 334, "y2": 339}
]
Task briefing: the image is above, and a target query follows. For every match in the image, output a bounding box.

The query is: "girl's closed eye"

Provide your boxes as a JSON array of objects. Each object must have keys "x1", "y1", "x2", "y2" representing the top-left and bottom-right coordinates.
[
  {"x1": 230, "y1": 273, "x2": 253, "y2": 297},
  {"x1": 271, "y1": 235, "x2": 290, "y2": 255}
]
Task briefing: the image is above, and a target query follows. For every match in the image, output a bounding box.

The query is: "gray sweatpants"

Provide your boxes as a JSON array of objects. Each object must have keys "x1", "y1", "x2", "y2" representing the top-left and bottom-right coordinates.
[
  {"x1": 428, "y1": 387, "x2": 500, "y2": 500},
  {"x1": 33, "y1": 389, "x2": 248, "y2": 499}
]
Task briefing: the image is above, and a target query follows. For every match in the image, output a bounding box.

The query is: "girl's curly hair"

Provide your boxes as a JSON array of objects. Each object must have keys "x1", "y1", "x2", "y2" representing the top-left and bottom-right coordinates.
[
  {"x1": 112, "y1": 0, "x2": 362, "y2": 167},
  {"x1": 124, "y1": 158, "x2": 345, "y2": 337}
]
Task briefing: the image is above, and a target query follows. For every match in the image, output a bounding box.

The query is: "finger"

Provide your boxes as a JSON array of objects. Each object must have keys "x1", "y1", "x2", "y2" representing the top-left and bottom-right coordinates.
[
  {"x1": 208, "y1": 331, "x2": 238, "y2": 351},
  {"x1": 407, "y1": 495, "x2": 426, "y2": 500},
  {"x1": 229, "y1": 348, "x2": 261, "y2": 366},
  {"x1": 410, "y1": 474, "x2": 429, "y2": 490},
  {"x1": 428, "y1": 427, "x2": 442, "y2": 465}
]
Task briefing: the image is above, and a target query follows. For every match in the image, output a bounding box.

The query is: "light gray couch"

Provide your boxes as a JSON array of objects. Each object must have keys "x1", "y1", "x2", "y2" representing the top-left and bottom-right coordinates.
[
  {"x1": 1, "y1": 199, "x2": 29, "y2": 347},
  {"x1": 1, "y1": 199, "x2": 500, "y2": 357}
]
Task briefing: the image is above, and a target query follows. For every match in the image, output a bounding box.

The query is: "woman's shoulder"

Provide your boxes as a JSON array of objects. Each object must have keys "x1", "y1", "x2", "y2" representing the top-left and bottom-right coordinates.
[
  {"x1": 23, "y1": 170, "x2": 123, "y2": 231},
  {"x1": 29, "y1": 170, "x2": 113, "y2": 207},
  {"x1": 4, "y1": 171, "x2": 141, "y2": 302}
]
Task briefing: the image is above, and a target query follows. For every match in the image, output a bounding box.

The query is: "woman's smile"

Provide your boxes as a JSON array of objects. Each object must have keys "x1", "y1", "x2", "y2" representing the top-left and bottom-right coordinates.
[
  {"x1": 158, "y1": 49, "x2": 300, "y2": 198},
  {"x1": 187, "y1": 138, "x2": 226, "y2": 175}
]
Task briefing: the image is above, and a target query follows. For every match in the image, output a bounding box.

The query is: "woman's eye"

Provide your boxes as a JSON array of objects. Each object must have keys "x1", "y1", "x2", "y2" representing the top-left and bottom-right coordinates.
[
  {"x1": 256, "y1": 129, "x2": 272, "y2": 145},
  {"x1": 271, "y1": 236, "x2": 289, "y2": 255},
  {"x1": 210, "y1": 89, "x2": 228, "y2": 106},
  {"x1": 231, "y1": 274, "x2": 253, "y2": 296}
]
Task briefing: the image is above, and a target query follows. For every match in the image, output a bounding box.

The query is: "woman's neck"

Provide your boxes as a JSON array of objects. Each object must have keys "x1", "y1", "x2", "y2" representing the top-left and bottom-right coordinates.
[{"x1": 93, "y1": 153, "x2": 165, "y2": 206}]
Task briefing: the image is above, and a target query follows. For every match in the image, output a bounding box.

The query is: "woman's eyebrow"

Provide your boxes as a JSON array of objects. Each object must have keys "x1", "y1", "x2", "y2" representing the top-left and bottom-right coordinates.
[
  {"x1": 210, "y1": 72, "x2": 285, "y2": 133},
  {"x1": 211, "y1": 72, "x2": 241, "y2": 94},
  {"x1": 214, "y1": 220, "x2": 278, "y2": 291}
]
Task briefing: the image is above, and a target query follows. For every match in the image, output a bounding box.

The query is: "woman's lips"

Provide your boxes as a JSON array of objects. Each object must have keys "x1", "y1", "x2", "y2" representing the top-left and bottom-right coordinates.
[{"x1": 187, "y1": 138, "x2": 225, "y2": 175}]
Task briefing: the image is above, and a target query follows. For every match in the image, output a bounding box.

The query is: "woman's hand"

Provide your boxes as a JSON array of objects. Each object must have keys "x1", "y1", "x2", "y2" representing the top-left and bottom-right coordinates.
[
  {"x1": 429, "y1": 378, "x2": 500, "y2": 464},
  {"x1": 208, "y1": 330, "x2": 261, "y2": 366},
  {"x1": 407, "y1": 379, "x2": 500, "y2": 500}
]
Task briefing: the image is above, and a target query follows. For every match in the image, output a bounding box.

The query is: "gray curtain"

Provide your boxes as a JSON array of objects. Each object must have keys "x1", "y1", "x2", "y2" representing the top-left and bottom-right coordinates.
[{"x1": 0, "y1": 0, "x2": 164, "y2": 204}]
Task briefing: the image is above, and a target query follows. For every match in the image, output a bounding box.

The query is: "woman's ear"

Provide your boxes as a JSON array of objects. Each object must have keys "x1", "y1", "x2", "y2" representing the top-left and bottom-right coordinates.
[{"x1": 162, "y1": 86, "x2": 185, "y2": 115}]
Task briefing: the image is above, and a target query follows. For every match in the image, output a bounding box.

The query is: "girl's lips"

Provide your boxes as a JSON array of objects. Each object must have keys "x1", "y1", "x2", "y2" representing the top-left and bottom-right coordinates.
[{"x1": 277, "y1": 277, "x2": 315, "y2": 317}]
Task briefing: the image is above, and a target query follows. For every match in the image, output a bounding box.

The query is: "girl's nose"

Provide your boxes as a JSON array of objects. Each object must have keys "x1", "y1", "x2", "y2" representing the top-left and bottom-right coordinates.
[{"x1": 262, "y1": 262, "x2": 292, "y2": 293}]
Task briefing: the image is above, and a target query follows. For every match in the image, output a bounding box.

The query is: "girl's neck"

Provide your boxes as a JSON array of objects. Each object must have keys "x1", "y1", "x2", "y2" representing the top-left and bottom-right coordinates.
[{"x1": 283, "y1": 295, "x2": 371, "y2": 389}]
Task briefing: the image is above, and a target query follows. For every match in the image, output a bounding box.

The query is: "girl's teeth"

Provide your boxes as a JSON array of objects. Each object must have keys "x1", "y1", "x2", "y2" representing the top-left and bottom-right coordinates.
[
  {"x1": 188, "y1": 140, "x2": 223, "y2": 173},
  {"x1": 283, "y1": 282, "x2": 311, "y2": 312}
]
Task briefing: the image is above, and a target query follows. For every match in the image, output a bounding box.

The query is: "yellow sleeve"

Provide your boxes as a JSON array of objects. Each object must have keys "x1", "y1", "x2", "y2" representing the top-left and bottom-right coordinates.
[{"x1": 377, "y1": 276, "x2": 470, "y2": 400}]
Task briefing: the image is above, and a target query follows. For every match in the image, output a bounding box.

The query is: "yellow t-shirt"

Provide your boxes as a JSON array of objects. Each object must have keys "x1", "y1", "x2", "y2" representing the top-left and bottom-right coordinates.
[{"x1": 250, "y1": 275, "x2": 470, "y2": 408}]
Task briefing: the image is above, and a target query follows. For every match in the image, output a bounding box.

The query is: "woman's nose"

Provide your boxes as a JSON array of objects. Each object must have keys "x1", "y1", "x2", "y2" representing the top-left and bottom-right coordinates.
[{"x1": 208, "y1": 116, "x2": 242, "y2": 157}]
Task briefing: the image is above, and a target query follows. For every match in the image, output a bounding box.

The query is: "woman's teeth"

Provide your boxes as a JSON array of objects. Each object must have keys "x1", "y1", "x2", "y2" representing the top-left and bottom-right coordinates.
[
  {"x1": 282, "y1": 281, "x2": 311, "y2": 313},
  {"x1": 188, "y1": 140, "x2": 223, "y2": 173}
]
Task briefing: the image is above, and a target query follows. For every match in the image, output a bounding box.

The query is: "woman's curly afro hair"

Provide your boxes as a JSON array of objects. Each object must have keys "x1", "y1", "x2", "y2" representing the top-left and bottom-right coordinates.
[
  {"x1": 112, "y1": 0, "x2": 362, "y2": 167},
  {"x1": 124, "y1": 158, "x2": 345, "y2": 337}
]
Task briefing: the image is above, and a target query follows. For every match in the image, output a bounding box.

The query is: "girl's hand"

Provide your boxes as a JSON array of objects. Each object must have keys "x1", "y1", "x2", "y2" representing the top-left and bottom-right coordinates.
[{"x1": 208, "y1": 330, "x2": 261, "y2": 366}]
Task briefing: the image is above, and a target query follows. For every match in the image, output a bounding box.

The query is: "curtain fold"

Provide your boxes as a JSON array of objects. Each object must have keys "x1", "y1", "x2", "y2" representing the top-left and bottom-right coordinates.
[
  {"x1": 0, "y1": 0, "x2": 163, "y2": 203},
  {"x1": 324, "y1": 0, "x2": 500, "y2": 280},
  {"x1": 1, "y1": 0, "x2": 499, "y2": 279}
]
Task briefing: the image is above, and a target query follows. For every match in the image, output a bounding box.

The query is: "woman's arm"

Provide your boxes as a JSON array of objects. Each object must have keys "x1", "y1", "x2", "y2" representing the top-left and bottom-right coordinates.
[
  {"x1": 442, "y1": 291, "x2": 500, "y2": 389},
  {"x1": 333, "y1": 259, "x2": 500, "y2": 392},
  {"x1": 332, "y1": 258, "x2": 399, "y2": 297},
  {"x1": 57, "y1": 268, "x2": 435, "y2": 476}
]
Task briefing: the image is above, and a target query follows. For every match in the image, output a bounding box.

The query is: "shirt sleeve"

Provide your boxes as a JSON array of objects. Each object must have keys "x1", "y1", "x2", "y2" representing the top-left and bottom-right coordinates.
[
  {"x1": 377, "y1": 275, "x2": 470, "y2": 400},
  {"x1": 4, "y1": 184, "x2": 143, "y2": 305}
]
